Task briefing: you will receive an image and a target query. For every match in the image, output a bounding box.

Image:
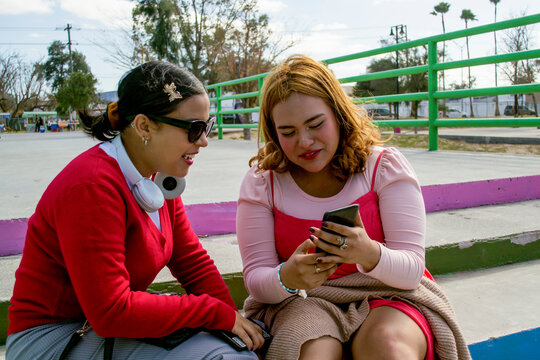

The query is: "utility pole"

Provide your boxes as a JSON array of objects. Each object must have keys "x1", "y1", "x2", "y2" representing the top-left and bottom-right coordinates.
[
  {"x1": 389, "y1": 24, "x2": 407, "y2": 133},
  {"x1": 64, "y1": 23, "x2": 74, "y2": 123},
  {"x1": 64, "y1": 23, "x2": 74, "y2": 73}
]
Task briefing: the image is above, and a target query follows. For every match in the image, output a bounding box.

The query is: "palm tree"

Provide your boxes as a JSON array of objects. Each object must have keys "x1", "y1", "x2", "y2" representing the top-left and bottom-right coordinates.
[
  {"x1": 461, "y1": 9, "x2": 478, "y2": 117},
  {"x1": 490, "y1": 0, "x2": 502, "y2": 116},
  {"x1": 430, "y1": 2, "x2": 451, "y2": 93}
]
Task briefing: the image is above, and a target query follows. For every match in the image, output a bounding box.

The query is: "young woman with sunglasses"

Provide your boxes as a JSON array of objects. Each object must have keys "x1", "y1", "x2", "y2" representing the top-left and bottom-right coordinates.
[
  {"x1": 6, "y1": 61, "x2": 262, "y2": 359},
  {"x1": 236, "y1": 55, "x2": 470, "y2": 360}
]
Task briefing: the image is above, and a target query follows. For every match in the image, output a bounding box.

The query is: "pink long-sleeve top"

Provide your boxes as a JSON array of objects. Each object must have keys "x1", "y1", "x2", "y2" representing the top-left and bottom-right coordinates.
[{"x1": 236, "y1": 146, "x2": 427, "y2": 304}]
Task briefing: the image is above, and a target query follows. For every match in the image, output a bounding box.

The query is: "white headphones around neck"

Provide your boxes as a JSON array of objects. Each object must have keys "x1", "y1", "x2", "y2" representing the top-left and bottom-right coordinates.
[{"x1": 112, "y1": 136, "x2": 186, "y2": 212}]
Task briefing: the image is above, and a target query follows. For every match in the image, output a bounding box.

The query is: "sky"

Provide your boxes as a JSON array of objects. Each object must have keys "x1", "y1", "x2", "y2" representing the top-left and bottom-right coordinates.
[{"x1": 1, "y1": 0, "x2": 539, "y2": 93}]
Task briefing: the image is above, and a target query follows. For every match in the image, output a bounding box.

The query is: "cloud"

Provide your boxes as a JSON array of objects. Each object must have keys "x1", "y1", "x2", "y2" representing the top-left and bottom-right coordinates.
[
  {"x1": 312, "y1": 23, "x2": 347, "y2": 31},
  {"x1": 373, "y1": 0, "x2": 416, "y2": 4},
  {"x1": 59, "y1": 0, "x2": 134, "y2": 29},
  {"x1": 283, "y1": 28, "x2": 371, "y2": 78},
  {"x1": 258, "y1": 0, "x2": 287, "y2": 14},
  {"x1": 0, "y1": 0, "x2": 56, "y2": 14}
]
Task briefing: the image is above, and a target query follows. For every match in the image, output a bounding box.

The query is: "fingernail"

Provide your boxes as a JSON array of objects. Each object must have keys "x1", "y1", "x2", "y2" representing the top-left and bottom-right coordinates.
[
  {"x1": 309, "y1": 235, "x2": 316, "y2": 241},
  {"x1": 321, "y1": 221, "x2": 328, "y2": 227},
  {"x1": 309, "y1": 227, "x2": 315, "y2": 233},
  {"x1": 316, "y1": 257, "x2": 323, "y2": 263}
]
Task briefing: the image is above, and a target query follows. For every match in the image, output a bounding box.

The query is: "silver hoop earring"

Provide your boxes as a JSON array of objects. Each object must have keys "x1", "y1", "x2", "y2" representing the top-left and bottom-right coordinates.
[{"x1": 143, "y1": 137, "x2": 148, "y2": 146}]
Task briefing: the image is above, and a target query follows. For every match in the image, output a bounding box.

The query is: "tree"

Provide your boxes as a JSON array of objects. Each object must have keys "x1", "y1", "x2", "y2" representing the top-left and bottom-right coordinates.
[
  {"x1": 430, "y1": 2, "x2": 450, "y2": 92},
  {"x1": 402, "y1": 46, "x2": 429, "y2": 118},
  {"x1": 490, "y1": 0, "x2": 502, "y2": 116},
  {"x1": 460, "y1": 9, "x2": 478, "y2": 117},
  {"x1": 132, "y1": 0, "x2": 181, "y2": 64},
  {"x1": 0, "y1": 53, "x2": 18, "y2": 113},
  {"x1": 0, "y1": 53, "x2": 46, "y2": 119},
  {"x1": 353, "y1": 57, "x2": 397, "y2": 114},
  {"x1": 42, "y1": 41, "x2": 91, "y2": 92},
  {"x1": 500, "y1": 19, "x2": 539, "y2": 117},
  {"x1": 132, "y1": 0, "x2": 293, "y2": 139},
  {"x1": 133, "y1": 0, "x2": 246, "y2": 82},
  {"x1": 41, "y1": 40, "x2": 97, "y2": 117},
  {"x1": 214, "y1": 0, "x2": 293, "y2": 139},
  {"x1": 55, "y1": 72, "x2": 98, "y2": 115},
  {"x1": 353, "y1": 58, "x2": 396, "y2": 97},
  {"x1": 91, "y1": 26, "x2": 153, "y2": 71}
]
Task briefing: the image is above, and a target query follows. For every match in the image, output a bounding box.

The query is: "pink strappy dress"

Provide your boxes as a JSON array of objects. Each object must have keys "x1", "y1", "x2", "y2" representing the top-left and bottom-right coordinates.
[{"x1": 270, "y1": 151, "x2": 435, "y2": 360}]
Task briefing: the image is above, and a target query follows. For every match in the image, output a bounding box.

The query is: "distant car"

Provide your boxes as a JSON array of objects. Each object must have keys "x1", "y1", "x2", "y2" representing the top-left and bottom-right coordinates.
[
  {"x1": 445, "y1": 108, "x2": 467, "y2": 118},
  {"x1": 504, "y1": 105, "x2": 535, "y2": 116},
  {"x1": 367, "y1": 108, "x2": 394, "y2": 119}
]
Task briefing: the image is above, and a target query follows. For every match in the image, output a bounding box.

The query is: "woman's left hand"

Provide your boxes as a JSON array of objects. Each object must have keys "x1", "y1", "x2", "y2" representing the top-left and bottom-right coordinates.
[
  {"x1": 230, "y1": 312, "x2": 265, "y2": 351},
  {"x1": 310, "y1": 212, "x2": 381, "y2": 272}
]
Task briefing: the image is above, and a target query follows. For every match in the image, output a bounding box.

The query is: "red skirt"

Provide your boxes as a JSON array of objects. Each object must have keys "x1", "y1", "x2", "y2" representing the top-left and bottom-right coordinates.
[{"x1": 369, "y1": 299, "x2": 435, "y2": 360}]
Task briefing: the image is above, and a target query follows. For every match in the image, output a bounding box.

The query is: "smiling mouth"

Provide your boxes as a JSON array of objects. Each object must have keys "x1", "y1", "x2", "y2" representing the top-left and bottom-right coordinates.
[
  {"x1": 299, "y1": 149, "x2": 321, "y2": 159},
  {"x1": 182, "y1": 154, "x2": 194, "y2": 161}
]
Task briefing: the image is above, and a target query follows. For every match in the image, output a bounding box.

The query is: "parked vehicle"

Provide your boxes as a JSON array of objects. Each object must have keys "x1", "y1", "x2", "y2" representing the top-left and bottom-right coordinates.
[
  {"x1": 367, "y1": 108, "x2": 394, "y2": 119},
  {"x1": 445, "y1": 108, "x2": 468, "y2": 118},
  {"x1": 504, "y1": 105, "x2": 535, "y2": 116}
]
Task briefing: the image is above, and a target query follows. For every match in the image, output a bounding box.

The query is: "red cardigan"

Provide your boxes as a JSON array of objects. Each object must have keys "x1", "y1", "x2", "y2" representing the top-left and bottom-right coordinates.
[{"x1": 8, "y1": 145, "x2": 237, "y2": 337}]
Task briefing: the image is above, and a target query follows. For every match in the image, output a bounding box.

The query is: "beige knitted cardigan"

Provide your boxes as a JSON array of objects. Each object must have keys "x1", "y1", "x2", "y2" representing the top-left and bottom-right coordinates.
[{"x1": 244, "y1": 272, "x2": 471, "y2": 360}]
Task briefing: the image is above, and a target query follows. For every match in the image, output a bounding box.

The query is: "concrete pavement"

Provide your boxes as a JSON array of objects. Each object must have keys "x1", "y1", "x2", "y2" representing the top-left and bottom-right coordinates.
[
  {"x1": 2, "y1": 130, "x2": 540, "y2": 219},
  {"x1": 1, "y1": 129, "x2": 539, "y2": 355},
  {"x1": 426, "y1": 126, "x2": 540, "y2": 144}
]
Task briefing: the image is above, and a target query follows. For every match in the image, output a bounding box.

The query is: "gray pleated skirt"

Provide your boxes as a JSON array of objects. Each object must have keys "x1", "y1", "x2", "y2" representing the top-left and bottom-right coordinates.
[{"x1": 5, "y1": 321, "x2": 259, "y2": 359}]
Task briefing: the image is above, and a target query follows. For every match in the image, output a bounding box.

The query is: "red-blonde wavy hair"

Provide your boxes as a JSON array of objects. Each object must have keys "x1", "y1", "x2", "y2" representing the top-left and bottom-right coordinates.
[{"x1": 250, "y1": 54, "x2": 381, "y2": 180}]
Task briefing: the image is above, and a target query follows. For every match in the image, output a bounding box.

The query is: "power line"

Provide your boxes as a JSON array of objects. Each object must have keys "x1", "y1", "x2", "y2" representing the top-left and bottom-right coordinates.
[
  {"x1": 0, "y1": 42, "x2": 54, "y2": 45},
  {"x1": 0, "y1": 27, "x2": 58, "y2": 31},
  {"x1": 0, "y1": 25, "x2": 384, "y2": 34},
  {"x1": 0, "y1": 42, "x2": 87, "y2": 46},
  {"x1": 0, "y1": 26, "x2": 125, "y2": 33}
]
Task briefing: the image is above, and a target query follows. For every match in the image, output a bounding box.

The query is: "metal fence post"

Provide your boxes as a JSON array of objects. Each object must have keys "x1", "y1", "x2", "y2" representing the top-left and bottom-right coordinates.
[
  {"x1": 428, "y1": 41, "x2": 439, "y2": 151},
  {"x1": 216, "y1": 86, "x2": 223, "y2": 140},
  {"x1": 258, "y1": 76, "x2": 265, "y2": 142}
]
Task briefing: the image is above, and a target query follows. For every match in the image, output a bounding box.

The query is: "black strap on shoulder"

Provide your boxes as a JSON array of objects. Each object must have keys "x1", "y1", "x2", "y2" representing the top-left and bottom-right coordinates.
[
  {"x1": 58, "y1": 331, "x2": 83, "y2": 360},
  {"x1": 58, "y1": 327, "x2": 114, "y2": 360},
  {"x1": 104, "y1": 337, "x2": 115, "y2": 360}
]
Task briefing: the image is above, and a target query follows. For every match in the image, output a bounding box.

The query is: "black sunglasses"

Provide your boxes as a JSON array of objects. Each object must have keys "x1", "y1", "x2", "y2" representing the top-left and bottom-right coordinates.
[{"x1": 145, "y1": 114, "x2": 216, "y2": 143}]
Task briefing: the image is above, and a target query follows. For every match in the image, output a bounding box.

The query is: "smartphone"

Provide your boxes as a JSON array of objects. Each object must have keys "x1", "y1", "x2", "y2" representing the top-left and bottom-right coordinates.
[
  {"x1": 315, "y1": 204, "x2": 359, "y2": 254},
  {"x1": 214, "y1": 319, "x2": 272, "y2": 352},
  {"x1": 214, "y1": 330, "x2": 248, "y2": 351}
]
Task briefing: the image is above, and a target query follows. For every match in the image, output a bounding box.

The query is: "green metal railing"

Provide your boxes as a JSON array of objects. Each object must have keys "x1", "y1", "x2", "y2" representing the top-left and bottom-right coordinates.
[{"x1": 207, "y1": 14, "x2": 540, "y2": 150}]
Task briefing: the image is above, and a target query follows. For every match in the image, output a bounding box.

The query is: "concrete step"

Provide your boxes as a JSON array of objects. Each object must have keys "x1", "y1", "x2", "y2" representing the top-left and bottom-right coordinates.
[
  {"x1": 2, "y1": 131, "x2": 540, "y2": 357},
  {"x1": 435, "y1": 258, "x2": 540, "y2": 345},
  {"x1": 3, "y1": 199, "x2": 539, "y2": 303},
  {"x1": 1, "y1": 260, "x2": 538, "y2": 359}
]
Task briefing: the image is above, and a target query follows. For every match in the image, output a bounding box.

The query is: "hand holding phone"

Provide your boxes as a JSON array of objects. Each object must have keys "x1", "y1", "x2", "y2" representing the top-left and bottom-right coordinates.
[
  {"x1": 315, "y1": 204, "x2": 359, "y2": 254},
  {"x1": 214, "y1": 318, "x2": 272, "y2": 352}
]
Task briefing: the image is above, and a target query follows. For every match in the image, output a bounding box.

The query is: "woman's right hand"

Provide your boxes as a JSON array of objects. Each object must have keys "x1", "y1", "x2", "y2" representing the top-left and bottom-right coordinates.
[
  {"x1": 230, "y1": 312, "x2": 265, "y2": 351},
  {"x1": 279, "y1": 239, "x2": 338, "y2": 291}
]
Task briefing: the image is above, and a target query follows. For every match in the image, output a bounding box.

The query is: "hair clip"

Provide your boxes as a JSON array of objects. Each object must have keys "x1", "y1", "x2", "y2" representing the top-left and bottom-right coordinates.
[{"x1": 163, "y1": 82, "x2": 183, "y2": 102}]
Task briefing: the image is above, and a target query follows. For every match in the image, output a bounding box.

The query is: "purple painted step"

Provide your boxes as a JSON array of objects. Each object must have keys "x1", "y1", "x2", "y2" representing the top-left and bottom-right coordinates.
[{"x1": 2, "y1": 175, "x2": 540, "y2": 256}]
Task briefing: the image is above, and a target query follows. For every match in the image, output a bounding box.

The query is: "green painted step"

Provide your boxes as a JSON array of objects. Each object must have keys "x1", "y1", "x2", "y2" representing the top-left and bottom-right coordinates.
[{"x1": 1, "y1": 230, "x2": 539, "y2": 345}]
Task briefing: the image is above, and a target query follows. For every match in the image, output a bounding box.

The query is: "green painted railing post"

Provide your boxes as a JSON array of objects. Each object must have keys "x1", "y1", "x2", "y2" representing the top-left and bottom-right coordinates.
[
  {"x1": 258, "y1": 76, "x2": 265, "y2": 142},
  {"x1": 205, "y1": 15, "x2": 540, "y2": 148},
  {"x1": 427, "y1": 41, "x2": 439, "y2": 151},
  {"x1": 216, "y1": 86, "x2": 223, "y2": 140}
]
